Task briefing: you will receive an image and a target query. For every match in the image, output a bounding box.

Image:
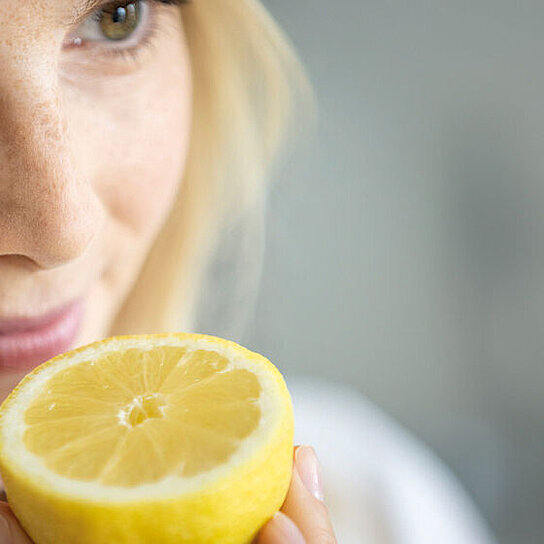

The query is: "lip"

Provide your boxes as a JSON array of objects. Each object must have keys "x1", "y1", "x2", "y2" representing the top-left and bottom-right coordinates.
[{"x1": 0, "y1": 298, "x2": 84, "y2": 371}]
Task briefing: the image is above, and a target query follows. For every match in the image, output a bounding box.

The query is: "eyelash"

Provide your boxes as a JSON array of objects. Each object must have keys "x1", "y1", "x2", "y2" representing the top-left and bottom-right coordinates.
[{"x1": 76, "y1": 0, "x2": 189, "y2": 63}]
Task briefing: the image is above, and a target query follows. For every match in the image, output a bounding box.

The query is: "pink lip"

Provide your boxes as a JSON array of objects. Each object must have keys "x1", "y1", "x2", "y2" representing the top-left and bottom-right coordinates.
[{"x1": 0, "y1": 299, "x2": 84, "y2": 371}]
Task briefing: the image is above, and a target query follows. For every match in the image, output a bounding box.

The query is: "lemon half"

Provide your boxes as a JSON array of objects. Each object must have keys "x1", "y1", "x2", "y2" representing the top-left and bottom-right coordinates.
[{"x1": 0, "y1": 333, "x2": 294, "y2": 544}]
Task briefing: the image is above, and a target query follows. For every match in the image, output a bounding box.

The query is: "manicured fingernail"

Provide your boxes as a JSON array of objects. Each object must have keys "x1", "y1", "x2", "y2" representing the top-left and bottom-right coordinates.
[
  {"x1": 269, "y1": 512, "x2": 305, "y2": 544},
  {"x1": 295, "y1": 446, "x2": 324, "y2": 502},
  {"x1": 0, "y1": 515, "x2": 11, "y2": 542}
]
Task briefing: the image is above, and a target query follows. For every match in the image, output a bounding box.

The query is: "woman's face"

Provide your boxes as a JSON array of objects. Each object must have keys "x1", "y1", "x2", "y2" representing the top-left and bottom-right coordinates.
[{"x1": 0, "y1": 0, "x2": 192, "y2": 399}]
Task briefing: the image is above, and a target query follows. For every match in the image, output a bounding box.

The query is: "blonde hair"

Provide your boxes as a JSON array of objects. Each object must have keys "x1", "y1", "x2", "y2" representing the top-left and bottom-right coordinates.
[{"x1": 109, "y1": 0, "x2": 312, "y2": 338}]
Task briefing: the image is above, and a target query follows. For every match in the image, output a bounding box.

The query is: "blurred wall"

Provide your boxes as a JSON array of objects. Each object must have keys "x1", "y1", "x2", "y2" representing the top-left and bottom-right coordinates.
[{"x1": 244, "y1": 2, "x2": 544, "y2": 543}]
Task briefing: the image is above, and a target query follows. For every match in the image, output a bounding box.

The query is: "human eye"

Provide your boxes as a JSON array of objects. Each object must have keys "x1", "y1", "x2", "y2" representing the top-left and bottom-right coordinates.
[{"x1": 64, "y1": 0, "x2": 187, "y2": 61}]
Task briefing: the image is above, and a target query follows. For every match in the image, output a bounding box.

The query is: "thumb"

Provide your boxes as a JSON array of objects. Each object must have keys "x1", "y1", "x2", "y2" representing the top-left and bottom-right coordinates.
[{"x1": 0, "y1": 503, "x2": 33, "y2": 543}]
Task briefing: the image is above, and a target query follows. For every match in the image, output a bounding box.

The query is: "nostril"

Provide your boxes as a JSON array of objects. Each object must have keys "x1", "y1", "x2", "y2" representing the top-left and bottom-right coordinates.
[{"x1": 0, "y1": 254, "x2": 40, "y2": 271}]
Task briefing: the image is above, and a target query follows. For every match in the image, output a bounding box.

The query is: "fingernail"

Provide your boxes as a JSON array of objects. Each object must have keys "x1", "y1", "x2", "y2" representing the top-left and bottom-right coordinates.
[
  {"x1": 0, "y1": 515, "x2": 11, "y2": 542},
  {"x1": 269, "y1": 512, "x2": 305, "y2": 544},
  {"x1": 295, "y1": 446, "x2": 324, "y2": 502}
]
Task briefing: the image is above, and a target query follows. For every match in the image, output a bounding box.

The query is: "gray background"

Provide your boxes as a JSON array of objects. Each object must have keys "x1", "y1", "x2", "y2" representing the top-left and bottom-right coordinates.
[{"x1": 244, "y1": 2, "x2": 544, "y2": 543}]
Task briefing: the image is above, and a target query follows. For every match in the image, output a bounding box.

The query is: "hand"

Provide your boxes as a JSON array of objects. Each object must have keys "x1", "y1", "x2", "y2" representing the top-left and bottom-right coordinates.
[
  {"x1": 0, "y1": 445, "x2": 337, "y2": 544},
  {"x1": 255, "y1": 445, "x2": 337, "y2": 544},
  {"x1": 0, "y1": 501, "x2": 32, "y2": 543}
]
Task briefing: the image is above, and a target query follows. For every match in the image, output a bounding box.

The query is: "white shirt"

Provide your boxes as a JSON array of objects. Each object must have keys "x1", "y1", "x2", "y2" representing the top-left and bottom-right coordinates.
[{"x1": 288, "y1": 376, "x2": 497, "y2": 544}]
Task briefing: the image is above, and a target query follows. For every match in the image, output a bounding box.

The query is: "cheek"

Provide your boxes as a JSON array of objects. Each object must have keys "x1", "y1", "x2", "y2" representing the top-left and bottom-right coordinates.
[
  {"x1": 103, "y1": 99, "x2": 189, "y2": 237},
  {"x1": 77, "y1": 45, "x2": 192, "y2": 243}
]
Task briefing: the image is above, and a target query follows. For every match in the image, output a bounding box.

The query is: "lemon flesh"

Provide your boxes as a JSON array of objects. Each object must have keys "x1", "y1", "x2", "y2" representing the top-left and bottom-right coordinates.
[{"x1": 0, "y1": 333, "x2": 294, "y2": 544}]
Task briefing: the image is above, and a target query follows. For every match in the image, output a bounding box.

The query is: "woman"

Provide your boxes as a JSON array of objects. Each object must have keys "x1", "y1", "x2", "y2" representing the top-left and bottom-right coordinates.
[
  {"x1": 0, "y1": 1, "x2": 493, "y2": 542},
  {"x1": 0, "y1": 0, "x2": 333, "y2": 541}
]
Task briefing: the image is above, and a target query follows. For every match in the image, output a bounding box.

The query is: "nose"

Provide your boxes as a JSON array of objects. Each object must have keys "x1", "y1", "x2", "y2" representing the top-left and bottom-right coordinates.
[{"x1": 0, "y1": 52, "x2": 103, "y2": 270}]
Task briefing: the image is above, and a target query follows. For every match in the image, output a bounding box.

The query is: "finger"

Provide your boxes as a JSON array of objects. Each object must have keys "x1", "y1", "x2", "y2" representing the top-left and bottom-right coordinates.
[
  {"x1": 281, "y1": 445, "x2": 337, "y2": 544},
  {"x1": 0, "y1": 502, "x2": 33, "y2": 543},
  {"x1": 256, "y1": 511, "x2": 305, "y2": 544}
]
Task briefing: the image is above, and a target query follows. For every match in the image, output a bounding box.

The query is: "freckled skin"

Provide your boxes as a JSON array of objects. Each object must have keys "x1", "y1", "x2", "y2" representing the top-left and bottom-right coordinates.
[{"x1": 0, "y1": 2, "x2": 192, "y2": 400}]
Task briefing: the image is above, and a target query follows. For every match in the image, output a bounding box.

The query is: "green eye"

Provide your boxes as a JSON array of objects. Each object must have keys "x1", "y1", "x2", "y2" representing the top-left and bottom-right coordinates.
[{"x1": 98, "y1": 1, "x2": 142, "y2": 41}]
